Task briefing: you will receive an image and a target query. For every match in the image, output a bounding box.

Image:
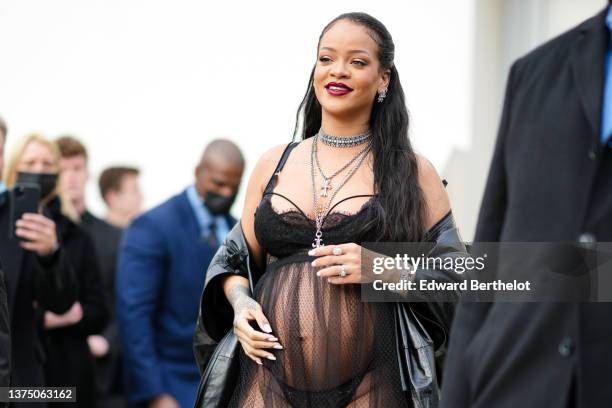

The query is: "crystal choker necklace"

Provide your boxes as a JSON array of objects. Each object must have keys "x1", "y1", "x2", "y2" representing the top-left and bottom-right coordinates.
[{"x1": 317, "y1": 128, "x2": 372, "y2": 148}]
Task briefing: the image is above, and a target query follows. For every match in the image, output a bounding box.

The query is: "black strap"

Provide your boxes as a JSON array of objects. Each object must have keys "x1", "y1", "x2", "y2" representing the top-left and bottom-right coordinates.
[
  {"x1": 325, "y1": 194, "x2": 375, "y2": 219},
  {"x1": 265, "y1": 192, "x2": 314, "y2": 223},
  {"x1": 263, "y1": 142, "x2": 299, "y2": 195}
]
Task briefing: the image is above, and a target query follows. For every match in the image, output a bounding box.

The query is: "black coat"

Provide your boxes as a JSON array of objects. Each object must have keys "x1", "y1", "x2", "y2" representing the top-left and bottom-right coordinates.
[
  {"x1": 442, "y1": 7, "x2": 612, "y2": 408},
  {"x1": 41, "y1": 200, "x2": 109, "y2": 408},
  {"x1": 79, "y1": 211, "x2": 125, "y2": 407},
  {"x1": 0, "y1": 191, "x2": 78, "y2": 408},
  {"x1": 0, "y1": 261, "x2": 9, "y2": 400}
]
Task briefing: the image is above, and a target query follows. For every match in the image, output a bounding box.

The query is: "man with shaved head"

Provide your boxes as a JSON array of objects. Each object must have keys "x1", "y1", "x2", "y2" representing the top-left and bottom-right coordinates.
[
  {"x1": 195, "y1": 140, "x2": 245, "y2": 224},
  {"x1": 117, "y1": 139, "x2": 244, "y2": 408}
]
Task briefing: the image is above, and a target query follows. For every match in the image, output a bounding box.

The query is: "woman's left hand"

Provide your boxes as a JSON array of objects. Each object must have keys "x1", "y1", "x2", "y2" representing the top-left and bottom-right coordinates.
[{"x1": 308, "y1": 243, "x2": 373, "y2": 285}]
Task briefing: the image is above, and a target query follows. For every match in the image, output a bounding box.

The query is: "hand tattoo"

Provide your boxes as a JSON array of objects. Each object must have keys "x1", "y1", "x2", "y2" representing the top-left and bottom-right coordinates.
[{"x1": 228, "y1": 284, "x2": 258, "y2": 313}]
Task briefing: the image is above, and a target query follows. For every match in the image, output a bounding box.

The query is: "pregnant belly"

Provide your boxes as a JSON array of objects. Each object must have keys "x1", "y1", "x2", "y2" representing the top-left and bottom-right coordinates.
[{"x1": 253, "y1": 259, "x2": 376, "y2": 390}]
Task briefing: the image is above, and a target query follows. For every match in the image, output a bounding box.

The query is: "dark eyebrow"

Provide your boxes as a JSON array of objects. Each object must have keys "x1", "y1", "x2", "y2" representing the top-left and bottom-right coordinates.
[{"x1": 319, "y1": 47, "x2": 370, "y2": 55}]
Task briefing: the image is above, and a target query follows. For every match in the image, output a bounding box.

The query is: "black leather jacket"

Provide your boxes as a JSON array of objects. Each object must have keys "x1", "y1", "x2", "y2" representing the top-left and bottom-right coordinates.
[
  {"x1": 193, "y1": 211, "x2": 468, "y2": 408},
  {"x1": 193, "y1": 221, "x2": 257, "y2": 369}
]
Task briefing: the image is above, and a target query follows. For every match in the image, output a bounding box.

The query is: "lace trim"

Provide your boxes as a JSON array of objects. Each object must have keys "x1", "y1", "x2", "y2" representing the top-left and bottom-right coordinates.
[{"x1": 263, "y1": 194, "x2": 375, "y2": 228}]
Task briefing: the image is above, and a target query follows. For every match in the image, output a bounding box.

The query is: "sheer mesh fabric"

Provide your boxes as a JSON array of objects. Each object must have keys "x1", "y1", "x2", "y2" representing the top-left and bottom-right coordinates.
[{"x1": 228, "y1": 193, "x2": 411, "y2": 407}]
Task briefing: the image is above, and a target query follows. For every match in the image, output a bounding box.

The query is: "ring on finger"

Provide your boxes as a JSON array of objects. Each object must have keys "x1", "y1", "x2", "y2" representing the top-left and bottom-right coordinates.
[
  {"x1": 333, "y1": 246, "x2": 343, "y2": 256},
  {"x1": 339, "y1": 264, "x2": 347, "y2": 277}
]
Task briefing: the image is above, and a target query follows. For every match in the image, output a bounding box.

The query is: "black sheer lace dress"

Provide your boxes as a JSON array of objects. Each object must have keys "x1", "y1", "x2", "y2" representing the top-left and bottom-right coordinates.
[{"x1": 228, "y1": 143, "x2": 410, "y2": 407}]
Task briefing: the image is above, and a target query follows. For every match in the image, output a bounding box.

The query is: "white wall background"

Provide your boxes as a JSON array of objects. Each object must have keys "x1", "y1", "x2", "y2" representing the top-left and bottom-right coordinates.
[{"x1": 0, "y1": 0, "x2": 475, "y2": 218}]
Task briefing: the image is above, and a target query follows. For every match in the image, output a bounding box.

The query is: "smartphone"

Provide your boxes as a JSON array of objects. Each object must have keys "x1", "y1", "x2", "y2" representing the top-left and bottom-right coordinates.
[{"x1": 9, "y1": 182, "x2": 41, "y2": 241}]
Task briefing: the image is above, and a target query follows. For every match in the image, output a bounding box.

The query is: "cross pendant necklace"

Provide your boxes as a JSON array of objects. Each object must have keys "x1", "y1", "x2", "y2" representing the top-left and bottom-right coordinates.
[
  {"x1": 309, "y1": 134, "x2": 372, "y2": 249},
  {"x1": 312, "y1": 229, "x2": 324, "y2": 248},
  {"x1": 320, "y1": 179, "x2": 332, "y2": 197}
]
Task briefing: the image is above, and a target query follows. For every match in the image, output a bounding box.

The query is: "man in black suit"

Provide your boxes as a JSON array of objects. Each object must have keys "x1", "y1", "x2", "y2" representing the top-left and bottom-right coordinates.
[
  {"x1": 56, "y1": 136, "x2": 127, "y2": 408},
  {"x1": 442, "y1": 5, "x2": 612, "y2": 408},
  {"x1": 0, "y1": 123, "x2": 78, "y2": 407}
]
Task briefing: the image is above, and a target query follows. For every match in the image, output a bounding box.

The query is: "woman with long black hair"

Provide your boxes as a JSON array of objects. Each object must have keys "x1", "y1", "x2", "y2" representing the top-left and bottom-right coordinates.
[{"x1": 198, "y1": 12, "x2": 466, "y2": 407}]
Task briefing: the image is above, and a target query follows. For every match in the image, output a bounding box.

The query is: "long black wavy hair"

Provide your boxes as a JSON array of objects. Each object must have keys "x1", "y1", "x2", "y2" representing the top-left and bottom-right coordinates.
[{"x1": 292, "y1": 12, "x2": 425, "y2": 242}]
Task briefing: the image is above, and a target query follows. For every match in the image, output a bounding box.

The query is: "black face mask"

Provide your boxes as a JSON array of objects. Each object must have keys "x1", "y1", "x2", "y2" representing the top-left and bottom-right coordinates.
[
  {"x1": 204, "y1": 190, "x2": 236, "y2": 215},
  {"x1": 16, "y1": 172, "x2": 58, "y2": 199}
]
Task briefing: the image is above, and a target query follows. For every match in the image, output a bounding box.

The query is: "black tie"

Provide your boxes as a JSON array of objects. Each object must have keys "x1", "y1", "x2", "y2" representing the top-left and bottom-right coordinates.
[{"x1": 206, "y1": 220, "x2": 218, "y2": 247}]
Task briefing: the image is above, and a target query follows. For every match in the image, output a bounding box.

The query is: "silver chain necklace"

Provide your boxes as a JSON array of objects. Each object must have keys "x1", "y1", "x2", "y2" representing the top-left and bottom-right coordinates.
[
  {"x1": 314, "y1": 139, "x2": 372, "y2": 197},
  {"x1": 317, "y1": 128, "x2": 372, "y2": 148},
  {"x1": 310, "y1": 135, "x2": 372, "y2": 248}
]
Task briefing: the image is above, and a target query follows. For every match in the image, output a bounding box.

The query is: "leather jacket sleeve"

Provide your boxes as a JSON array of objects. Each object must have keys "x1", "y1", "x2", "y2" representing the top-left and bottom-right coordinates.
[
  {"x1": 392, "y1": 210, "x2": 469, "y2": 403},
  {"x1": 407, "y1": 210, "x2": 469, "y2": 351},
  {"x1": 193, "y1": 221, "x2": 258, "y2": 374}
]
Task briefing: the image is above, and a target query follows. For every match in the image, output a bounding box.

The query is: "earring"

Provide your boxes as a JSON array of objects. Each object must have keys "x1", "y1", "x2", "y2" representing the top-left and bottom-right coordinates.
[{"x1": 377, "y1": 88, "x2": 388, "y2": 103}]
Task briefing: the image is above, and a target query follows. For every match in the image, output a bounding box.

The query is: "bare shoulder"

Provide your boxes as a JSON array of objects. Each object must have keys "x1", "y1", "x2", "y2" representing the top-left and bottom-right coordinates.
[
  {"x1": 416, "y1": 153, "x2": 451, "y2": 230},
  {"x1": 260, "y1": 143, "x2": 293, "y2": 163},
  {"x1": 250, "y1": 143, "x2": 295, "y2": 195}
]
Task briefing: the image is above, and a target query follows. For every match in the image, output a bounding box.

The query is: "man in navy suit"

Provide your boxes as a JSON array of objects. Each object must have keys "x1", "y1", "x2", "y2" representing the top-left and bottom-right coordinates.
[{"x1": 117, "y1": 139, "x2": 244, "y2": 408}]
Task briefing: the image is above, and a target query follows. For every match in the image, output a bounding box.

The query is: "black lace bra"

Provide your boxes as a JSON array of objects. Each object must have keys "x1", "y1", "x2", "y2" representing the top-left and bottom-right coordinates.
[{"x1": 254, "y1": 142, "x2": 380, "y2": 259}]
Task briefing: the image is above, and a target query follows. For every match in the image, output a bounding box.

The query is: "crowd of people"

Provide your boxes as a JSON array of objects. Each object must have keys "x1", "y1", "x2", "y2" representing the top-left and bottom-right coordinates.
[
  {"x1": 1, "y1": 4, "x2": 612, "y2": 408},
  {"x1": 0, "y1": 124, "x2": 244, "y2": 408}
]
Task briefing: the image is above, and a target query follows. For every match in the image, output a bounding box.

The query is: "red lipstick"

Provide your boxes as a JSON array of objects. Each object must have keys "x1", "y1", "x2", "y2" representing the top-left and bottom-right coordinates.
[{"x1": 325, "y1": 82, "x2": 353, "y2": 96}]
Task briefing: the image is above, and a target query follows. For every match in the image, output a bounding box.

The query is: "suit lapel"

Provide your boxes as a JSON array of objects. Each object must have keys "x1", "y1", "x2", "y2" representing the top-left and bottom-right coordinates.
[
  {"x1": 569, "y1": 8, "x2": 609, "y2": 141},
  {"x1": 179, "y1": 190, "x2": 204, "y2": 242}
]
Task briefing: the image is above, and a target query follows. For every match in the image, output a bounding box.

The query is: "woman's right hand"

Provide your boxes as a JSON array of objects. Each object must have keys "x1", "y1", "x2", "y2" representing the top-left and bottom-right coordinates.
[{"x1": 232, "y1": 294, "x2": 283, "y2": 365}]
